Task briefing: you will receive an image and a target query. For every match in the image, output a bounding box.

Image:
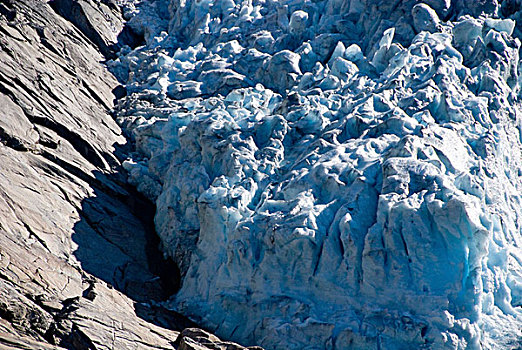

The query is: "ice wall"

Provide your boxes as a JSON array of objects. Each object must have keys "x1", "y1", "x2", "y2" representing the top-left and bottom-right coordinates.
[{"x1": 111, "y1": 0, "x2": 522, "y2": 348}]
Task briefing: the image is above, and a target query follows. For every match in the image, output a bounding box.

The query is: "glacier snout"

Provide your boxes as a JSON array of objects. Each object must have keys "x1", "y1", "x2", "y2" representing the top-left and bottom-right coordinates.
[{"x1": 113, "y1": 0, "x2": 522, "y2": 348}]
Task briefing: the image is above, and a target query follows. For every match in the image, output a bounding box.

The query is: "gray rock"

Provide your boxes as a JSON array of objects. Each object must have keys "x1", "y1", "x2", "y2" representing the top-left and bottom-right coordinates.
[
  {"x1": 50, "y1": 0, "x2": 127, "y2": 57},
  {"x1": 0, "y1": 0, "x2": 218, "y2": 348},
  {"x1": 176, "y1": 328, "x2": 263, "y2": 350}
]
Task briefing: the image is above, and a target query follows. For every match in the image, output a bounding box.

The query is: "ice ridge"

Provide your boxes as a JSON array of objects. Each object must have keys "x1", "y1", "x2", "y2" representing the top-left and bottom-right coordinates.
[{"x1": 111, "y1": 0, "x2": 522, "y2": 348}]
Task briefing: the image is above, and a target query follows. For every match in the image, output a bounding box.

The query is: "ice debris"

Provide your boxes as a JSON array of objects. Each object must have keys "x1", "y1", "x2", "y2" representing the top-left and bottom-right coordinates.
[{"x1": 110, "y1": 0, "x2": 522, "y2": 349}]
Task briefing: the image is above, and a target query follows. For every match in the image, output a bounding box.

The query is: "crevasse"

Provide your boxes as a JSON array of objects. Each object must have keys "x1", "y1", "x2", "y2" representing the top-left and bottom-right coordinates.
[{"x1": 110, "y1": 0, "x2": 522, "y2": 348}]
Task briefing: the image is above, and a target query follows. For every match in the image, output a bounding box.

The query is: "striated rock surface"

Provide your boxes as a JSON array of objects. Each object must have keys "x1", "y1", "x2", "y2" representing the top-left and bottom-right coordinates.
[
  {"x1": 113, "y1": 0, "x2": 522, "y2": 349},
  {"x1": 0, "y1": 0, "x2": 246, "y2": 349},
  {"x1": 174, "y1": 328, "x2": 264, "y2": 350}
]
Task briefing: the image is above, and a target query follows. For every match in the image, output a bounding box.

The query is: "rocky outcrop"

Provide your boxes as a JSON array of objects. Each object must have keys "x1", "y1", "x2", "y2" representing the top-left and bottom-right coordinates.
[
  {"x1": 0, "y1": 0, "x2": 247, "y2": 349},
  {"x1": 174, "y1": 329, "x2": 264, "y2": 350},
  {"x1": 0, "y1": 0, "x2": 175, "y2": 347}
]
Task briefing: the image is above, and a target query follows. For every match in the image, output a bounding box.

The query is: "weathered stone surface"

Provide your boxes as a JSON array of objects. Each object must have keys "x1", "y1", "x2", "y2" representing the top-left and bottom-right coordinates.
[
  {"x1": 50, "y1": 0, "x2": 141, "y2": 58},
  {"x1": 175, "y1": 328, "x2": 263, "y2": 350},
  {"x1": 0, "y1": 0, "x2": 180, "y2": 348},
  {"x1": 0, "y1": 318, "x2": 65, "y2": 350}
]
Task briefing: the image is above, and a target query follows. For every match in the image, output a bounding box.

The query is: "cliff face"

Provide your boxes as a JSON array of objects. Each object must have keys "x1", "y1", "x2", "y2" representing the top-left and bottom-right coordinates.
[
  {"x1": 0, "y1": 1, "x2": 244, "y2": 349},
  {"x1": 0, "y1": 0, "x2": 176, "y2": 347}
]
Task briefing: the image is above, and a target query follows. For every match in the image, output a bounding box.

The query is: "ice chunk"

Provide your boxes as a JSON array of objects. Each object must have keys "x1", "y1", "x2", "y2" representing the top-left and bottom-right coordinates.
[
  {"x1": 344, "y1": 43, "x2": 363, "y2": 62},
  {"x1": 167, "y1": 80, "x2": 202, "y2": 99},
  {"x1": 252, "y1": 31, "x2": 275, "y2": 53},
  {"x1": 422, "y1": 0, "x2": 451, "y2": 17},
  {"x1": 263, "y1": 50, "x2": 301, "y2": 91},
  {"x1": 289, "y1": 10, "x2": 308, "y2": 35},
  {"x1": 327, "y1": 41, "x2": 346, "y2": 67},
  {"x1": 329, "y1": 57, "x2": 358, "y2": 81},
  {"x1": 453, "y1": 18, "x2": 483, "y2": 49},
  {"x1": 484, "y1": 18, "x2": 515, "y2": 36},
  {"x1": 371, "y1": 27, "x2": 396, "y2": 72}
]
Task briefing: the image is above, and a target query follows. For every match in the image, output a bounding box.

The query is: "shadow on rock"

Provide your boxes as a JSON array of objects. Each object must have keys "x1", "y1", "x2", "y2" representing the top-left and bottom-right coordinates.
[
  {"x1": 49, "y1": 0, "x2": 145, "y2": 60},
  {"x1": 70, "y1": 157, "x2": 194, "y2": 331}
]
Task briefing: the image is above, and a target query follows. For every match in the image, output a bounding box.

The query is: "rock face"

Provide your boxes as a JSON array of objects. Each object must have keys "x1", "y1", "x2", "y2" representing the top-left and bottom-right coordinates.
[
  {"x1": 0, "y1": 0, "x2": 176, "y2": 347},
  {"x1": 174, "y1": 328, "x2": 264, "y2": 350},
  {"x1": 0, "y1": 1, "x2": 252, "y2": 349},
  {"x1": 113, "y1": 0, "x2": 522, "y2": 349}
]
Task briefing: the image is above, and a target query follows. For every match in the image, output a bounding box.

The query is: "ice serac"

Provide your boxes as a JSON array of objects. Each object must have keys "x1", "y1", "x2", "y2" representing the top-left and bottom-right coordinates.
[{"x1": 114, "y1": 0, "x2": 522, "y2": 348}]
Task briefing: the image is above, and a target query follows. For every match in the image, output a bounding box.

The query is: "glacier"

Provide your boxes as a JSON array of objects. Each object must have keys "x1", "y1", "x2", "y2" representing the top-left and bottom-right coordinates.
[{"x1": 110, "y1": 0, "x2": 522, "y2": 348}]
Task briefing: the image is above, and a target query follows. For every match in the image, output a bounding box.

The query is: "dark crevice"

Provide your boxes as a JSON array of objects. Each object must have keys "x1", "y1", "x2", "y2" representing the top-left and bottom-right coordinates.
[
  {"x1": 49, "y1": 0, "x2": 116, "y2": 59},
  {"x1": 38, "y1": 35, "x2": 64, "y2": 57},
  {"x1": 112, "y1": 84, "x2": 127, "y2": 102},
  {"x1": 130, "y1": 192, "x2": 181, "y2": 296},
  {"x1": 39, "y1": 150, "x2": 113, "y2": 196},
  {"x1": 80, "y1": 79, "x2": 111, "y2": 111},
  {"x1": 134, "y1": 303, "x2": 197, "y2": 332},
  {"x1": 312, "y1": 241, "x2": 324, "y2": 276},
  {"x1": 117, "y1": 23, "x2": 146, "y2": 50},
  {"x1": 0, "y1": 0, "x2": 16, "y2": 22},
  {"x1": 59, "y1": 324, "x2": 97, "y2": 350},
  {"x1": 22, "y1": 221, "x2": 52, "y2": 254},
  {"x1": 0, "y1": 126, "x2": 30, "y2": 151},
  {"x1": 44, "y1": 146, "x2": 182, "y2": 305},
  {"x1": 0, "y1": 302, "x2": 17, "y2": 324}
]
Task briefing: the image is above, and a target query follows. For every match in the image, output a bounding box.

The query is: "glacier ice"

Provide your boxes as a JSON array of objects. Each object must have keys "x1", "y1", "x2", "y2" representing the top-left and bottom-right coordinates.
[{"x1": 110, "y1": 0, "x2": 522, "y2": 348}]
